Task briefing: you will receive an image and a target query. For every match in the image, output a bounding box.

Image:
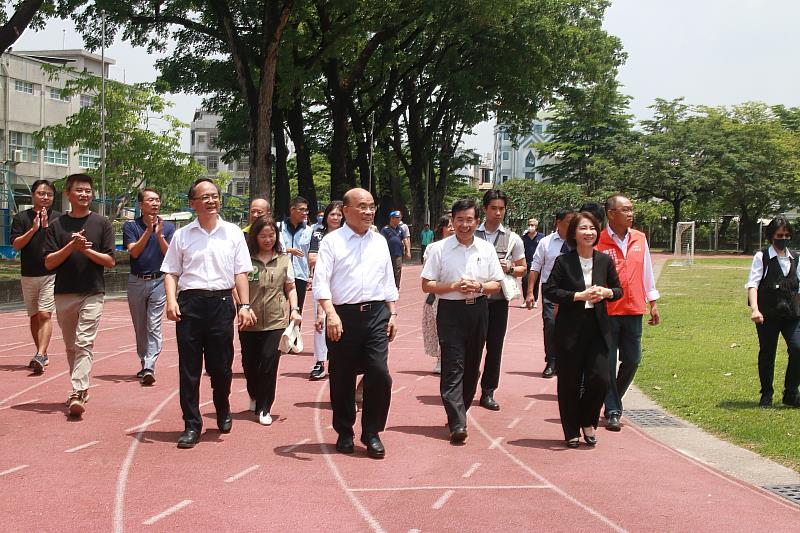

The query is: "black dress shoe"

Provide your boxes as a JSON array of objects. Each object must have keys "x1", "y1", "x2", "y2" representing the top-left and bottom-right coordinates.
[
  {"x1": 335, "y1": 434, "x2": 354, "y2": 454},
  {"x1": 217, "y1": 413, "x2": 233, "y2": 433},
  {"x1": 782, "y1": 395, "x2": 800, "y2": 408},
  {"x1": 582, "y1": 428, "x2": 597, "y2": 446},
  {"x1": 542, "y1": 365, "x2": 555, "y2": 378},
  {"x1": 177, "y1": 429, "x2": 200, "y2": 449},
  {"x1": 606, "y1": 414, "x2": 621, "y2": 431},
  {"x1": 759, "y1": 394, "x2": 773, "y2": 407},
  {"x1": 361, "y1": 435, "x2": 385, "y2": 459},
  {"x1": 480, "y1": 393, "x2": 500, "y2": 411},
  {"x1": 449, "y1": 425, "x2": 468, "y2": 444},
  {"x1": 566, "y1": 438, "x2": 580, "y2": 449}
]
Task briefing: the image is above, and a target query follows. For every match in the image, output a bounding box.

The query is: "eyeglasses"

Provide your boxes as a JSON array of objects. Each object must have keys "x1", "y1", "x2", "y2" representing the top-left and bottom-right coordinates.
[
  {"x1": 292, "y1": 207, "x2": 309, "y2": 213},
  {"x1": 35, "y1": 191, "x2": 54, "y2": 198},
  {"x1": 195, "y1": 193, "x2": 220, "y2": 202}
]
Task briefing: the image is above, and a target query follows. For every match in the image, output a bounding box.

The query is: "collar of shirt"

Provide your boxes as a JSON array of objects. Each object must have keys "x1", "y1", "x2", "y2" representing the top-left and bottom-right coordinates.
[
  {"x1": 186, "y1": 215, "x2": 226, "y2": 236},
  {"x1": 284, "y1": 218, "x2": 307, "y2": 233},
  {"x1": 445, "y1": 235, "x2": 481, "y2": 251},
  {"x1": 767, "y1": 246, "x2": 795, "y2": 261},
  {"x1": 477, "y1": 222, "x2": 506, "y2": 235},
  {"x1": 607, "y1": 225, "x2": 630, "y2": 244}
]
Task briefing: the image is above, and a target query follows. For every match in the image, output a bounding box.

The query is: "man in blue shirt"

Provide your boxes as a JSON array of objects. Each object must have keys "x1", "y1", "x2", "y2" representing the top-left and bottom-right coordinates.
[
  {"x1": 123, "y1": 188, "x2": 176, "y2": 385},
  {"x1": 281, "y1": 196, "x2": 313, "y2": 312},
  {"x1": 521, "y1": 217, "x2": 543, "y2": 307},
  {"x1": 381, "y1": 211, "x2": 406, "y2": 288}
]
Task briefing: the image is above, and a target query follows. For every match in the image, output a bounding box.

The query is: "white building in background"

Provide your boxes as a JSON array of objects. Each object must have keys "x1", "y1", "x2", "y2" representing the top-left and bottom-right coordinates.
[
  {"x1": 190, "y1": 109, "x2": 251, "y2": 196},
  {"x1": 493, "y1": 113, "x2": 558, "y2": 185},
  {"x1": 464, "y1": 153, "x2": 494, "y2": 191},
  {"x1": 0, "y1": 49, "x2": 114, "y2": 201}
]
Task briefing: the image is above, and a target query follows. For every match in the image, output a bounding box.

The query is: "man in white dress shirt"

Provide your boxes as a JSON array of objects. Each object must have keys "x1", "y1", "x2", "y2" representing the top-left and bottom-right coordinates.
[
  {"x1": 161, "y1": 178, "x2": 255, "y2": 449},
  {"x1": 525, "y1": 209, "x2": 575, "y2": 377},
  {"x1": 422, "y1": 198, "x2": 504, "y2": 444},
  {"x1": 313, "y1": 188, "x2": 399, "y2": 459}
]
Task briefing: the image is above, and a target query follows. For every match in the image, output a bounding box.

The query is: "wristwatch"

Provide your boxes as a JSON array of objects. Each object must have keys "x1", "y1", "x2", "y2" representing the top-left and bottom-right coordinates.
[
  {"x1": 238, "y1": 304, "x2": 251, "y2": 310},
  {"x1": 291, "y1": 306, "x2": 300, "y2": 312},
  {"x1": 479, "y1": 283, "x2": 484, "y2": 294}
]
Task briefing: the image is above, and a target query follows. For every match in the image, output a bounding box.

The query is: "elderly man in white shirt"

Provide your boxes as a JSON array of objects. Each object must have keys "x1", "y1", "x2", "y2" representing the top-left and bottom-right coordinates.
[
  {"x1": 313, "y1": 188, "x2": 399, "y2": 459},
  {"x1": 162, "y1": 178, "x2": 255, "y2": 449},
  {"x1": 525, "y1": 209, "x2": 575, "y2": 378},
  {"x1": 422, "y1": 198, "x2": 504, "y2": 444}
]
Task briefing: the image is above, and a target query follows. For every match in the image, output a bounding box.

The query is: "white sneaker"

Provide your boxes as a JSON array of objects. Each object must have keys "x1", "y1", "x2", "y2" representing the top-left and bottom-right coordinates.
[
  {"x1": 249, "y1": 398, "x2": 256, "y2": 412},
  {"x1": 258, "y1": 411, "x2": 273, "y2": 426},
  {"x1": 433, "y1": 358, "x2": 441, "y2": 374}
]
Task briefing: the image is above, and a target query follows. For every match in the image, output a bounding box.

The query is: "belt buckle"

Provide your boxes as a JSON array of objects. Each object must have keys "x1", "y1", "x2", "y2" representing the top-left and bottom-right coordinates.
[
  {"x1": 465, "y1": 296, "x2": 475, "y2": 305},
  {"x1": 359, "y1": 303, "x2": 372, "y2": 312},
  {"x1": 143, "y1": 274, "x2": 154, "y2": 280}
]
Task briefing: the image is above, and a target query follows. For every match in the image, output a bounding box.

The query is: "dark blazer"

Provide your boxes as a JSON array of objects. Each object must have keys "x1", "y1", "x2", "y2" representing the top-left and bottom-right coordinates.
[{"x1": 543, "y1": 250, "x2": 623, "y2": 354}]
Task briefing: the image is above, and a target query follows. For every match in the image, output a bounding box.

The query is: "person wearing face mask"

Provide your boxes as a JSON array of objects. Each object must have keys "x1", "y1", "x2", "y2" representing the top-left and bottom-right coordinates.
[
  {"x1": 521, "y1": 218, "x2": 543, "y2": 308},
  {"x1": 746, "y1": 215, "x2": 800, "y2": 408}
]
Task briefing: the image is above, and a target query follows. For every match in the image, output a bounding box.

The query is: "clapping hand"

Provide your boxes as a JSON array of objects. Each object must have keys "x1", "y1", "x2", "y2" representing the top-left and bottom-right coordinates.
[{"x1": 71, "y1": 229, "x2": 92, "y2": 252}]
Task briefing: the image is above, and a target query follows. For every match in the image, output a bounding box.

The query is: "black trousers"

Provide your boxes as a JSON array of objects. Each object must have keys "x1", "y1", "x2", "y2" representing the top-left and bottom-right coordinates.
[
  {"x1": 239, "y1": 329, "x2": 283, "y2": 414},
  {"x1": 294, "y1": 278, "x2": 308, "y2": 312},
  {"x1": 327, "y1": 302, "x2": 392, "y2": 438},
  {"x1": 521, "y1": 269, "x2": 540, "y2": 302},
  {"x1": 481, "y1": 298, "x2": 509, "y2": 393},
  {"x1": 557, "y1": 310, "x2": 609, "y2": 440},
  {"x1": 176, "y1": 291, "x2": 236, "y2": 432},
  {"x1": 437, "y1": 298, "x2": 489, "y2": 429},
  {"x1": 755, "y1": 317, "x2": 800, "y2": 399}
]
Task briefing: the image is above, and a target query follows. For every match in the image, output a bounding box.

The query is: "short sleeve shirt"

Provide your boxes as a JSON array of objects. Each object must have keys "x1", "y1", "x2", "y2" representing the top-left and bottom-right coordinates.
[
  {"x1": 381, "y1": 225, "x2": 405, "y2": 258},
  {"x1": 122, "y1": 217, "x2": 176, "y2": 275},
  {"x1": 10, "y1": 208, "x2": 61, "y2": 277}
]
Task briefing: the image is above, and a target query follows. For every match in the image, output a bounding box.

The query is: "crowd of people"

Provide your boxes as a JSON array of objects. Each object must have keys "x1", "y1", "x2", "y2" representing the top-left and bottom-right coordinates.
[{"x1": 12, "y1": 175, "x2": 683, "y2": 454}]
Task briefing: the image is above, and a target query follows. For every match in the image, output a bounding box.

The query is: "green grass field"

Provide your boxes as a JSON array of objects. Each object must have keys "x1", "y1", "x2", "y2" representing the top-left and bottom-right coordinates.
[{"x1": 638, "y1": 257, "x2": 800, "y2": 471}]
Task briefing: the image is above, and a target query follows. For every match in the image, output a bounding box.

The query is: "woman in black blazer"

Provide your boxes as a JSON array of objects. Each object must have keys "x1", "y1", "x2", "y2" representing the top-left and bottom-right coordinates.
[{"x1": 543, "y1": 211, "x2": 623, "y2": 448}]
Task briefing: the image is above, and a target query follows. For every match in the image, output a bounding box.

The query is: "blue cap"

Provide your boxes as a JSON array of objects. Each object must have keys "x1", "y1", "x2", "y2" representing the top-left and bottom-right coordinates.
[{"x1": 390, "y1": 210, "x2": 401, "y2": 217}]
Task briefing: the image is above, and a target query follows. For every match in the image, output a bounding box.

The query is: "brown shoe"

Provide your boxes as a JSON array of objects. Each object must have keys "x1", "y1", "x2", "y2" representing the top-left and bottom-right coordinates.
[{"x1": 67, "y1": 390, "x2": 88, "y2": 417}]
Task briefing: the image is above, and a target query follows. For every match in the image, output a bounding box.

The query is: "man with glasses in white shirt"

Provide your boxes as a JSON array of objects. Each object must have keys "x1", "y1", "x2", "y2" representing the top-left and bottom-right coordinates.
[{"x1": 281, "y1": 196, "x2": 313, "y2": 313}]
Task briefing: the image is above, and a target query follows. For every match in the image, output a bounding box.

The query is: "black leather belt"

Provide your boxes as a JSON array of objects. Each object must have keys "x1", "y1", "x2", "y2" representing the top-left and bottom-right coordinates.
[
  {"x1": 135, "y1": 272, "x2": 163, "y2": 280},
  {"x1": 181, "y1": 289, "x2": 233, "y2": 298},
  {"x1": 335, "y1": 301, "x2": 383, "y2": 312}
]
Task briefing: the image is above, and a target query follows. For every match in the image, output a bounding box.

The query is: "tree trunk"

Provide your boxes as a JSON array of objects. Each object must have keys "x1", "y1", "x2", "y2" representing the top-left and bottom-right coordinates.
[
  {"x1": 670, "y1": 199, "x2": 683, "y2": 253},
  {"x1": 0, "y1": 0, "x2": 44, "y2": 53},
  {"x1": 272, "y1": 104, "x2": 290, "y2": 219},
  {"x1": 286, "y1": 95, "x2": 317, "y2": 211}
]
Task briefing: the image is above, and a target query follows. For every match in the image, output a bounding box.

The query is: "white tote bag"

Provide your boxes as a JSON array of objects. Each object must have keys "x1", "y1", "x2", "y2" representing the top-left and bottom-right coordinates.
[{"x1": 279, "y1": 320, "x2": 304, "y2": 354}]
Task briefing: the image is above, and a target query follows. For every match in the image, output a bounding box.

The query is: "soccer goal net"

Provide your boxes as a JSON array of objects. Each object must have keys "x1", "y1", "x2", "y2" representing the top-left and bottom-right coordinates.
[{"x1": 672, "y1": 221, "x2": 695, "y2": 266}]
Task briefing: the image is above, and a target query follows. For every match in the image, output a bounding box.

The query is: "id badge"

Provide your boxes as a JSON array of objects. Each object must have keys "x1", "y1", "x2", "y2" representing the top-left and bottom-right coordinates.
[{"x1": 248, "y1": 270, "x2": 260, "y2": 282}]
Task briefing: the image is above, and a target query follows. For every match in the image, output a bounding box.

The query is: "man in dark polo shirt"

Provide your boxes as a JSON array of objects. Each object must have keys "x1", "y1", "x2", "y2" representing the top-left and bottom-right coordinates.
[
  {"x1": 381, "y1": 211, "x2": 405, "y2": 288},
  {"x1": 123, "y1": 188, "x2": 175, "y2": 385},
  {"x1": 43, "y1": 174, "x2": 115, "y2": 418},
  {"x1": 10, "y1": 179, "x2": 61, "y2": 374}
]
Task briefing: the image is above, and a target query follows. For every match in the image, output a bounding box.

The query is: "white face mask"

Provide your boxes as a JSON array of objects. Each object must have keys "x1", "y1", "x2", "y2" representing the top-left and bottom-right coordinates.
[{"x1": 528, "y1": 226, "x2": 536, "y2": 232}]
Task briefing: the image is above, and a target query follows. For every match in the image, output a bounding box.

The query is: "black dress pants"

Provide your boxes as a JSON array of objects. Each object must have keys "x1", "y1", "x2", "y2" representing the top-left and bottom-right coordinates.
[
  {"x1": 327, "y1": 302, "x2": 392, "y2": 438},
  {"x1": 755, "y1": 317, "x2": 800, "y2": 400},
  {"x1": 522, "y1": 269, "x2": 540, "y2": 302},
  {"x1": 481, "y1": 298, "x2": 509, "y2": 393},
  {"x1": 240, "y1": 329, "x2": 283, "y2": 414},
  {"x1": 437, "y1": 297, "x2": 489, "y2": 429},
  {"x1": 176, "y1": 291, "x2": 236, "y2": 432},
  {"x1": 294, "y1": 278, "x2": 308, "y2": 312},
  {"x1": 557, "y1": 309, "x2": 609, "y2": 440}
]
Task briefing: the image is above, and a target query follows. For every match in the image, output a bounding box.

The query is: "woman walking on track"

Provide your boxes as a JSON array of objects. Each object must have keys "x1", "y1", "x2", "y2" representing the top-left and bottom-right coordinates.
[
  {"x1": 746, "y1": 215, "x2": 800, "y2": 408},
  {"x1": 544, "y1": 211, "x2": 622, "y2": 448},
  {"x1": 308, "y1": 201, "x2": 344, "y2": 380},
  {"x1": 422, "y1": 215, "x2": 455, "y2": 374},
  {"x1": 240, "y1": 216, "x2": 303, "y2": 426}
]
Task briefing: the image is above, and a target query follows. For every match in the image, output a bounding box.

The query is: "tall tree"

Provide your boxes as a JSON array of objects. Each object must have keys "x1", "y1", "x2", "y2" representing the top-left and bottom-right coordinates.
[{"x1": 0, "y1": 0, "x2": 45, "y2": 53}]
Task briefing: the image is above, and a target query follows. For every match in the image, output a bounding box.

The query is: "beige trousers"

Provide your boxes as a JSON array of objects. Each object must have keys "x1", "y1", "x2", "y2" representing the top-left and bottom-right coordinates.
[{"x1": 55, "y1": 293, "x2": 104, "y2": 391}]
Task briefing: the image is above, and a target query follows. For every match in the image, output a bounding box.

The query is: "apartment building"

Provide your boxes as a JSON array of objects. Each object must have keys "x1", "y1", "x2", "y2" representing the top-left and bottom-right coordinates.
[
  {"x1": 493, "y1": 112, "x2": 558, "y2": 185},
  {"x1": 190, "y1": 109, "x2": 251, "y2": 196}
]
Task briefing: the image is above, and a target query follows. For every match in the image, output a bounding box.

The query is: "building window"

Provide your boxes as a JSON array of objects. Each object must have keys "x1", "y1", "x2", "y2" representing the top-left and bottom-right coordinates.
[
  {"x1": 197, "y1": 133, "x2": 206, "y2": 145},
  {"x1": 481, "y1": 169, "x2": 492, "y2": 184},
  {"x1": 534, "y1": 124, "x2": 543, "y2": 134},
  {"x1": 237, "y1": 159, "x2": 250, "y2": 172},
  {"x1": 235, "y1": 180, "x2": 249, "y2": 196},
  {"x1": 525, "y1": 171, "x2": 536, "y2": 179},
  {"x1": 501, "y1": 174, "x2": 509, "y2": 183},
  {"x1": 196, "y1": 157, "x2": 207, "y2": 169},
  {"x1": 14, "y1": 80, "x2": 33, "y2": 94},
  {"x1": 49, "y1": 87, "x2": 69, "y2": 102},
  {"x1": 502, "y1": 151, "x2": 510, "y2": 161},
  {"x1": 80, "y1": 94, "x2": 95, "y2": 108},
  {"x1": 9, "y1": 131, "x2": 38, "y2": 162},
  {"x1": 525, "y1": 150, "x2": 536, "y2": 167},
  {"x1": 79, "y1": 147, "x2": 101, "y2": 169},
  {"x1": 44, "y1": 138, "x2": 68, "y2": 165},
  {"x1": 209, "y1": 135, "x2": 218, "y2": 148},
  {"x1": 207, "y1": 156, "x2": 218, "y2": 171}
]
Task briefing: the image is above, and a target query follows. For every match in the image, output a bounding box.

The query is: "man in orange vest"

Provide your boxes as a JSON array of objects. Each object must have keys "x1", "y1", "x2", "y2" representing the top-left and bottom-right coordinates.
[{"x1": 596, "y1": 195, "x2": 661, "y2": 431}]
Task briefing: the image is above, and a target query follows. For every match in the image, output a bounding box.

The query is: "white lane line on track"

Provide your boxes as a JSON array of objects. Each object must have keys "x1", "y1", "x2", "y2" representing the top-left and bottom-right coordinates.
[
  {"x1": 168, "y1": 362, "x2": 179, "y2": 368},
  {"x1": 0, "y1": 398, "x2": 39, "y2": 411},
  {"x1": 65, "y1": 441, "x2": 99, "y2": 453},
  {"x1": 462, "y1": 463, "x2": 481, "y2": 478},
  {"x1": 504, "y1": 309, "x2": 542, "y2": 335},
  {"x1": 0, "y1": 464, "x2": 29, "y2": 477},
  {"x1": 416, "y1": 376, "x2": 425, "y2": 382},
  {"x1": 124, "y1": 420, "x2": 161, "y2": 433},
  {"x1": 0, "y1": 323, "x2": 130, "y2": 354},
  {"x1": 314, "y1": 381, "x2": 386, "y2": 533},
  {"x1": 114, "y1": 389, "x2": 180, "y2": 533},
  {"x1": 225, "y1": 465, "x2": 260, "y2": 483},
  {"x1": 351, "y1": 484, "x2": 550, "y2": 492},
  {"x1": 488, "y1": 437, "x2": 504, "y2": 450},
  {"x1": 142, "y1": 500, "x2": 193, "y2": 526},
  {"x1": 392, "y1": 386, "x2": 406, "y2": 394},
  {"x1": 408, "y1": 529, "x2": 421, "y2": 533},
  {"x1": 0, "y1": 341, "x2": 25, "y2": 347},
  {"x1": 468, "y1": 414, "x2": 627, "y2": 533},
  {"x1": 392, "y1": 326, "x2": 422, "y2": 341},
  {"x1": 432, "y1": 490, "x2": 454, "y2": 510},
  {"x1": 199, "y1": 399, "x2": 214, "y2": 408},
  {"x1": 507, "y1": 417, "x2": 521, "y2": 429},
  {"x1": 282, "y1": 439, "x2": 310, "y2": 454},
  {"x1": 524, "y1": 400, "x2": 536, "y2": 411}
]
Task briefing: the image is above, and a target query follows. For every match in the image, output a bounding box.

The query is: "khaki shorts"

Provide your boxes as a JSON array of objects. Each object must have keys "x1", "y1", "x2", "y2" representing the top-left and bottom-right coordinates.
[{"x1": 21, "y1": 275, "x2": 56, "y2": 317}]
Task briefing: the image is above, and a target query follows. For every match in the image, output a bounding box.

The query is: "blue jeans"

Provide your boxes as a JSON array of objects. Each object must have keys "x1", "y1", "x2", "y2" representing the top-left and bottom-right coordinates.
[
  {"x1": 542, "y1": 298, "x2": 557, "y2": 366},
  {"x1": 604, "y1": 315, "x2": 643, "y2": 417},
  {"x1": 127, "y1": 275, "x2": 166, "y2": 371}
]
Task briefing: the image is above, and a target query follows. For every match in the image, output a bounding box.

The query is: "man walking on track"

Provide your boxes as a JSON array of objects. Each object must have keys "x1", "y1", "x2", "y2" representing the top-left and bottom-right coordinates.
[
  {"x1": 281, "y1": 196, "x2": 313, "y2": 312},
  {"x1": 11, "y1": 179, "x2": 60, "y2": 375},
  {"x1": 123, "y1": 188, "x2": 175, "y2": 386},
  {"x1": 313, "y1": 188, "x2": 399, "y2": 459},
  {"x1": 422, "y1": 198, "x2": 504, "y2": 444},
  {"x1": 597, "y1": 194, "x2": 660, "y2": 431},
  {"x1": 43, "y1": 174, "x2": 115, "y2": 417},
  {"x1": 161, "y1": 178, "x2": 255, "y2": 448},
  {"x1": 381, "y1": 210, "x2": 406, "y2": 288},
  {"x1": 475, "y1": 189, "x2": 526, "y2": 411}
]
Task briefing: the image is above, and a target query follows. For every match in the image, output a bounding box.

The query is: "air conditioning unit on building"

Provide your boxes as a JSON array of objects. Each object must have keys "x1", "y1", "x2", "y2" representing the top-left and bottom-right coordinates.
[{"x1": 12, "y1": 149, "x2": 23, "y2": 162}]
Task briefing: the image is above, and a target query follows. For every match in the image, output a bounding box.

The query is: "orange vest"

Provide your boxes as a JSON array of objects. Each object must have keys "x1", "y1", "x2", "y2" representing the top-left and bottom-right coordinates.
[{"x1": 596, "y1": 228, "x2": 648, "y2": 316}]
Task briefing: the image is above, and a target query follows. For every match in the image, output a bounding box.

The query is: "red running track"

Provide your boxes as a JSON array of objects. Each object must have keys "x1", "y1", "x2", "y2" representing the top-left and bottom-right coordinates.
[{"x1": 1, "y1": 263, "x2": 798, "y2": 532}]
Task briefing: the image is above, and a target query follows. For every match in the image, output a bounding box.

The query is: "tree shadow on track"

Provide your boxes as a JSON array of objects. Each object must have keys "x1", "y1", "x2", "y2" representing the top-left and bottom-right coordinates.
[
  {"x1": 12, "y1": 401, "x2": 71, "y2": 416},
  {"x1": 0, "y1": 364, "x2": 34, "y2": 373},
  {"x1": 506, "y1": 438, "x2": 576, "y2": 451},
  {"x1": 525, "y1": 393, "x2": 557, "y2": 402},
  {"x1": 387, "y1": 424, "x2": 449, "y2": 441},
  {"x1": 273, "y1": 442, "x2": 334, "y2": 460},
  {"x1": 94, "y1": 374, "x2": 138, "y2": 383},
  {"x1": 507, "y1": 371, "x2": 542, "y2": 378},
  {"x1": 416, "y1": 395, "x2": 443, "y2": 406},
  {"x1": 294, "y1": 401, "x2": 332, "y2": 410},
  {"x1": 397, "y1": 370, "x2": 434, "y2": 377}
]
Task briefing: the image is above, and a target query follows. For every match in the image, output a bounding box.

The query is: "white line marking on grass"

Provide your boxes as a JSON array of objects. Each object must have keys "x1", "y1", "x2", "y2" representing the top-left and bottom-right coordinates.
[
  {"x1": 225, "y1": 465, "x2": 260, "y2": 483},
  {"x1": 0, "y1": 398, "x2": 39, "y2": 411},
  {"x1": 462, "y1": 463, "x2": 481, "y2": 478},
  {"x1": 114, "y1": 389, "x2": 180, "y2": 533},
  {"x1": 142, "y1": 500, "x2": 193, "y2": 525},
  {"x1": 507, "y1": 417, "x2": 521, "y2": 429},
  {"x1": 524, "y1": 400, "x2": 536, "y2": 411},
  {"x1": 488, "y1": 437, "x2": 503, "y2": 450},
  {"x1": 392, "y1": 386, "x2": 406, "y2": 394},
  {"x1": 432, "y1": 490, "x2": 454, "y2": 510},
  {"x1": 124, "y1": 420, "x2": 161, "y2": 433},
  {"x1": 350, "y1": 484, "x2": 550, "y2": 492},
  {"x1": 314, "y1": 382, "x2": 386, "y2": 532},
  {"x1": 65, "y1": 441, "x2": 99, "y2": 453},
  {"x1": 0, "y1": 464, "x2": 29, "y2": 477},
  {"x1": 282, "y1": 439, "x2": 310, "y2": 454}
]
